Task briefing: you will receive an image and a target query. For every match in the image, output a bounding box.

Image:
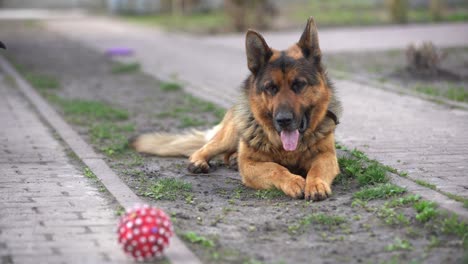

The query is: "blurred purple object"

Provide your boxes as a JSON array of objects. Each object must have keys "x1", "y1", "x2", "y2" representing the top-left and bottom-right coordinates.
[{"x1": 106, "y1": 47, "x2": 133, "y2": 56}]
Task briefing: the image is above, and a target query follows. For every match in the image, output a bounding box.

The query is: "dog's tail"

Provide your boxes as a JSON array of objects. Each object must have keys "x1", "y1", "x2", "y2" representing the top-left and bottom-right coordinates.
[{"x1": 130, "y1": 125, "x2": 221, "y2": 157}]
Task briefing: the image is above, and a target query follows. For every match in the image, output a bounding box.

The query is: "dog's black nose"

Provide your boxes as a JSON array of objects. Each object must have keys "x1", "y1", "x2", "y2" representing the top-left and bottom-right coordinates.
[{"x1": 275, "y1": 111, "x2": 294, "y2": 128}]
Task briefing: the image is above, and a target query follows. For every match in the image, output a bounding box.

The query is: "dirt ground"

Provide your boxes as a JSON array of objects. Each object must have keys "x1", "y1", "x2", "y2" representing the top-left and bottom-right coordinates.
[{"x1": 2, "y1": 22, "x2": 467, "y2": 264}]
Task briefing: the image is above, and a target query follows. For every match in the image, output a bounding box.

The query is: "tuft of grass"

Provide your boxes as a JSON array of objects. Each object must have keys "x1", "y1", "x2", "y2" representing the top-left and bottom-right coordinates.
[
  {"x1": 440, "y1": 215, "x2": 468, "y2": 248},
  {"x1": 83, "y1": 167, "x2": 97, "y2": 179},
  {"x1": 90, "y1": 123, "x2": 134, "y2": 141},
  {"x1": 49, "y1": 95, "x2": 129, "y2": 122},
  {"x1": 357, "y1": 162, "x2": 388, "y2": 186},
  {"x1": 414, "y1": 200, "x2": 438, "y2": 223},
  {"x1": 385, "y1": 238, "x2": 413, "y2": 251},
  {"x1": 89, "y1": 123, "x2": 135, "y2": 156},
  {"x1": 337, "y1": 150, "x2": 389, "y2": 187},
  {"x1": 122, "y1": 12, "x2": 227, "y2": 33},
  {"x1": 111, "y1": 62, "x2": 140, "y2": 74},
  {"x1": 182, "y1": 231, "x2": 215, "y2": 248},
  {"x1": 180, "y1": 116, "x2": 207, "y2": 128},
  {"x1": 288, "y1": 213, "x2": 347, "y2": 234},
  {"x1": 144, "y1": 178, "x2": 192, "y2": 201},
  {"x1": 255, "y1": 188, "x2": 285, "y2": 199},
  {"x1": 160, "y1": 81, "x2": 182, "y2": 92},
  {"x1": 25, "y1": 72, "x2": 60, "y2": 90},
  {"x1": 377, "y1": 206, "x2": 410, "y2": 226},
  {"x1": 353, "y1": 183, "x2": 406, "y2": 201},
  {"x1": 157, "y1": 93, "x2": 226, "y2": 127},
  {"x1": 386, "y1": 195, "x2": 421, "y2": 208},
  {"x1": 414, "y1": 179, "x2": 437, "y2": 190},
  {"x1": 115, "y1": 206, "x2": 125, "y2": 217},
  {"x1": 415, "y1": 84, "x2": 468, "y2": 103}
]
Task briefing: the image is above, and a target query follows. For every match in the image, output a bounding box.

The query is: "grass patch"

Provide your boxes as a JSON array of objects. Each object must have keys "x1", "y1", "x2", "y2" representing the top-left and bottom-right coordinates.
[
  {"x1": 111, "y1": 62, "x2": 140, "y2": 74},
  {"x1": 288, "y1": 213, "x2": 347, "y2": 234},
  {"x1": 377, "y1": 206, "x2": 410, "y2": 226},
  {"x1": 180, "y1": 116, "x2": 207, "y2": 128},
  {"x1": 90, "y1": 124, "x2": 133, "y2": 156},
  {"x1": 83, "y1": 167, "x2": 97, "y2": 180},
  {"x1": 357, "y1": 163, "x2": 388, "y2": 186},
  {"x1": 385, "y1": 238, "x2": 413, "y2": 251},
  {"x1": 414, "y1": 179, "x2": 437, "y2": 190},
  {"x1": 182, "y1": 231, "x2": 215, "y2": 248},
  {"x1": 160, "y1": 81, "x2": 182, "y2": 92},
  {"x1": 48, "y1": 95, "x2": 129, "y2": 123},
  {"x1": 25, "y1": 72, "x2": 60, "y2": 90},
  {"x1": 414, "y1": 200, "x2": 438, "y2": 223},
  {"x1": 255, "y1": 188, "x2": 285, "y2": 199},
  {"x1": 354, "y1": 183, "x2": 406, "y2": 201},
  {"x1": 415, "y1": 84, "x2": 468, "y2": 103},
  {"x1": 144, "y1": 178, "x2": 192, "y2": 201},
  {"x1": 157, "y1": 93, "x2": 226, "y2": 127},
  {"x1": 122, "y1": 12, "x2": 227, "y2": 33},
  {"x1": 337, "y1": 149, "x2": 390, "y2": 187},
  {"x1": 386, "y1": 195, "x2": 421, "y2": 208},
  {"x1": 440, "y1": 215, "x2": 468, "y2": 248}
]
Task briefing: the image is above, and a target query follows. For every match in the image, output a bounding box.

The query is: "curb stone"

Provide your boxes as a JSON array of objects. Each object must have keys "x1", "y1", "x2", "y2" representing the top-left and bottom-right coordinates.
[{"x1": 0, "y1": 55, "x2": 202, "y2": 264}]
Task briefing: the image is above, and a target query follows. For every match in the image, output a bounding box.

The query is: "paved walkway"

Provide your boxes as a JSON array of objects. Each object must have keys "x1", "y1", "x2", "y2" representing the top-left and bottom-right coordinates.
[
  {"x1": 0, "y1": 70, "x2": 130, "y2": 263},
  {"x1": 44, "y1": 17, "x2": 468, "y2": 200}
]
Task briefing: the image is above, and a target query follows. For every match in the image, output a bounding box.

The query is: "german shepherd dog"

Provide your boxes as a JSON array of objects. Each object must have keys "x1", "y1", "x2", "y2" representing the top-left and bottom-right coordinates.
[{"x1": 132, "y1": 17, "x2": 342, "y2": 201}]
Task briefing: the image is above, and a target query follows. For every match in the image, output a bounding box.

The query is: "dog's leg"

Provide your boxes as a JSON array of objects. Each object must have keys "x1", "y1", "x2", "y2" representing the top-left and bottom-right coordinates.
[
  {"x1": 238, "y1": 142, "x2": 305, "y2": 198},
  {"x1": 304, "y1": 133, "x2": 339, "y2": 201},
  {"x1": 188, "y1": 110, "x2": 238, "y2": 173}
]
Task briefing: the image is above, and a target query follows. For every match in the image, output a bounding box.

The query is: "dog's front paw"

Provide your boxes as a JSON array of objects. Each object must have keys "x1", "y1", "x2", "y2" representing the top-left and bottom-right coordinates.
[
  {"x1": 188, "y1": 159, "x2": 210, "y2": 174},
  {"x1": 305, "y1": 178, "x2": 331, "y2": 201},
  {"x1": 281, "y1": 175, "x2": 306, "y2": 199}
]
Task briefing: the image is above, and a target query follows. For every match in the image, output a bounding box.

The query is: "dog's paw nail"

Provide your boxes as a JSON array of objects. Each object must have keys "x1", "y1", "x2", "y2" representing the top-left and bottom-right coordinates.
[{"x1": 187, "y1": 162, "x2": 210, "y2": 174}]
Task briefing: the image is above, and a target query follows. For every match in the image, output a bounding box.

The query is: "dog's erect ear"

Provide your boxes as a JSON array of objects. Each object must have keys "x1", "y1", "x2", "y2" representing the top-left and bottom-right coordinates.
[
  {"x1": 298, "y1": 17, "x2": 320, "y2": 60},
  {"x1": 0, "y1": 41, "x2": 6, "y2": 49},
  {"x1": 245, "y1": 30, "x2": 272, "y2": 75}
]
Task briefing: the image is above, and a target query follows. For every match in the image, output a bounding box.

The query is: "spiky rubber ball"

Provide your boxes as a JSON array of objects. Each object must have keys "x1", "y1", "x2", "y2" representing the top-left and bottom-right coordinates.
[{"x1": 117, "y1": 204, "x2": 173, "y2": 261}]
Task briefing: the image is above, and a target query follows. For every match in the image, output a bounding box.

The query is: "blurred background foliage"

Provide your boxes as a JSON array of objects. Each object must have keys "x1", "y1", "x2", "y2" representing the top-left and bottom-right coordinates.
[{"x1": 114, "y1": 0, "x2": 468, "y2": 33}]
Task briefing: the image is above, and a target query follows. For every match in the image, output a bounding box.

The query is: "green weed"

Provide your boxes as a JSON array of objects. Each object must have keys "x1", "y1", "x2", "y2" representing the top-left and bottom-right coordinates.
[
  {"x1": 385, "y1": 238, "x2": 413, "y2": 251},
  {"x1": 49, "y1": 96, "x2": 129, "y2": 122},
  {"x1": 111, "y1": 62, "x2": 140, "y2": 74},
  {"x1": 83, "y1": 167, "x2": 97, "y2": 179},
  {"x1": 160, "y1": 81, "x2": 182, "y2": 92},
  {"x1": 414, "y1": 179, "x2": 437, "y2": 190},
  {"x1": 255, "y1": 188, "x2": 285, "y2": 199},
  {"x1": 414, "y1": 200, "x2": 438, "y2": 223},
  {"x1": 440, "y1": 215, "x2": 468, "y2": 248},
  {"x1": 288, "y1": 213, "x2": 347, "y2": 234},
  {"x1": 115, "y1": 206, "x2": 126, "y2": 217},
  {"x1": 182, "y1": 231, "x2": 215, "y2": 248},
  {"x1": 144, "y1": 178, "x2": 192, "y2": 201},
  {"x1": 357, "y1": 162, "x2": 388, "y2": 186},
  {"x1": 386, "y1": 195, "x2": 421, "y2": 208},
  {"x1": 377, "y1": 206, "x2": 410, "y2": 226},
  {"x1": 25, "y1": 72, "x2": 60, "y2": 90},
  {"x1": 353, "y1": 184, "x2": 406, "y2": 201}
]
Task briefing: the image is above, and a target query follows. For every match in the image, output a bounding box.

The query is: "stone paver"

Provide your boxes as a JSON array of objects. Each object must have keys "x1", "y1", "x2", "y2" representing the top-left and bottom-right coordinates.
[
  {"x1": 44, "y1": 17, "x2": 468, "y2": 201},
  {"x1": 0, "y1": 70, "x2": 130, "y2": 264}
]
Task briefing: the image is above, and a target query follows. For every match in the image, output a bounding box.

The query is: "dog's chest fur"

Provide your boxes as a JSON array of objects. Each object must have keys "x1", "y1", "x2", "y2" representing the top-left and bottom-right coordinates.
[{"x1": 232, "y1": 94, "x2": 340, "y2": 175}]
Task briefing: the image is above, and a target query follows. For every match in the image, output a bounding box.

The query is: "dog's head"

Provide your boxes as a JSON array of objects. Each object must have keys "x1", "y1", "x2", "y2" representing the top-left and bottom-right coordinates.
[{"x1": 245, "y1": 17, "x2": 331, "y2": 152}]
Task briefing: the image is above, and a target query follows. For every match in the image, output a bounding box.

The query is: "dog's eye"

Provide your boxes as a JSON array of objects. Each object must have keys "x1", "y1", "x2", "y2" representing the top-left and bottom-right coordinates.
[
  {"x1": 291, "y1": 79, "x2": 307, "y2": 93},
  {"x1": 263, "y1": 83, "x2": 278, "y2": 95}
]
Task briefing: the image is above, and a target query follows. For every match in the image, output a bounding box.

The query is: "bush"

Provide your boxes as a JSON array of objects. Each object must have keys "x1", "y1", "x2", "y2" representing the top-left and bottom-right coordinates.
[
  {"x1": 387, "y1": 0, "x2": 408, "y2": 23},
  {"x1": 406, "y1": 42, "x2": 445, "y2": 74},
  {"x1": 224, "y1": 0, "x2": 277, "y2": 31}
]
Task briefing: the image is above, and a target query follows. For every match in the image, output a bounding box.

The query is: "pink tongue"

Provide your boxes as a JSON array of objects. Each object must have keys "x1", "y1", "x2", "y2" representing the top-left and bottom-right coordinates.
[{"x1": 280, "y1": 130, "x2": 300, "y2": 151}]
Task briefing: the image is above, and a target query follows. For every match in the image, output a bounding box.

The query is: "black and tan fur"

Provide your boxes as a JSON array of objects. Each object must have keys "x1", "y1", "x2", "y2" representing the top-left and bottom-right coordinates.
[{"x1": 132, "y1": 17, "x2": 342, "y2": 201}]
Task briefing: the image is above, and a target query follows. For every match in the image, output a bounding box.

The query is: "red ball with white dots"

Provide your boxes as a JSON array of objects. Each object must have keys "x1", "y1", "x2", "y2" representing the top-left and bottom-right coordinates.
[{"x1": 117, "y1": 204, "x2": 173, "y2": 261}]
